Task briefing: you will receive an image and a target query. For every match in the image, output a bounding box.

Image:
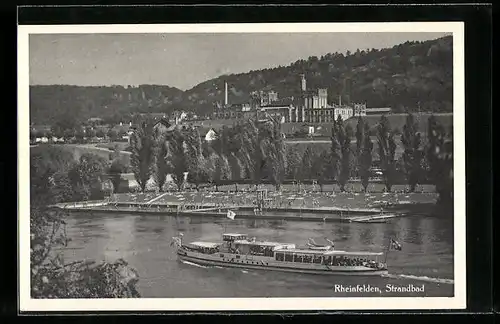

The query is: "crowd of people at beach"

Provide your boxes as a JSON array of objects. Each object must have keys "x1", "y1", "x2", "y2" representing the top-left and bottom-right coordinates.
[{"x1": 99, "y1": 181, "x2": 426, "y2": 215}]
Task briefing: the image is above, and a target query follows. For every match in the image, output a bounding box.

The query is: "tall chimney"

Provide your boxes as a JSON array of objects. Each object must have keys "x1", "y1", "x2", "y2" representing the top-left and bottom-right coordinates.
[
  {"x1": 301, "y1": 74, "x2": 306, "y2": 92},
  {"x1": 224, "y1": 81, "x2": 228, "y2": 106},
  {"x1": 339, "y1": 95, "x2": 342, "y2": 106}
]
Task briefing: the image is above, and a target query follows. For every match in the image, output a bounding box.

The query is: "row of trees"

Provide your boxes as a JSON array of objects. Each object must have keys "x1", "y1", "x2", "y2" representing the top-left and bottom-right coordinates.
[
  {"x1": 129, "y1": 114, "x2": 453, "y2": 202},
  {"x1": 284, "y1": 114, "x2": 452, "y2": 202},
  {"x1": 30, "y1": 146, "x2": 140, "y2": 298},
  {"x1": 129, "y1": 118, "x2": 287, "y2": 193}
]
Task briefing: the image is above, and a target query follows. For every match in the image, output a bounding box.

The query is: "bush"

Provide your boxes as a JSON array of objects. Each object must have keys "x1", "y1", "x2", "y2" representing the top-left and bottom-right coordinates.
[{"x1": 31, "y1": 207, "x2": 140, "y2": 298}]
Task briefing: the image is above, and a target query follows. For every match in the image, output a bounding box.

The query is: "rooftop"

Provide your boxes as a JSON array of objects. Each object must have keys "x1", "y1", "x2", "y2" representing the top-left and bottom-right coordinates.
[
  {"x1": 223, "y1": 233, "x2": 247, "y2": 237},
  {"x1": 260, "y1": 105, "x2": 292, "y2": 111},
  {"x1": 153, "y1": 117, "x2": 172, "y2": 128}
]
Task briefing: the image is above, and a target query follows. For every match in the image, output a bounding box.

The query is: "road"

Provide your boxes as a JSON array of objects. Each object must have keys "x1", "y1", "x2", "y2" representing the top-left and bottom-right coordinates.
[{"x1": 70, "y1": 143, "x2": 131, "y2": 155}]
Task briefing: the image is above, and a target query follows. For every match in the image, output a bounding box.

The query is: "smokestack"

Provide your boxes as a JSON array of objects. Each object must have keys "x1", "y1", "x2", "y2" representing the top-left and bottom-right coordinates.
[
  {"x1": 301, "y1": 74, "x2": 306, "y2": 92},
  {"x1": 339, "y1": 95, "x2": 342, "y2": 106},
  {"x1": 224, "y1": 82, "x2": 228, "y2": 106}
]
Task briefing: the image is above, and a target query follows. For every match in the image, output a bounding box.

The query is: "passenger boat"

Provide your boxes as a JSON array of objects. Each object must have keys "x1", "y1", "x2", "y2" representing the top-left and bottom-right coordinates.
[{"x1": 171, "y1": 233, "x2": 388, "y2": 276}]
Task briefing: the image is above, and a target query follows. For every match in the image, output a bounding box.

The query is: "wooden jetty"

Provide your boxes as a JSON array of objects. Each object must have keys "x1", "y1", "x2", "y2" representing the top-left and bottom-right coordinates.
[{"x1": 346, "y1": 213, "x2": 402, "y2": 223}]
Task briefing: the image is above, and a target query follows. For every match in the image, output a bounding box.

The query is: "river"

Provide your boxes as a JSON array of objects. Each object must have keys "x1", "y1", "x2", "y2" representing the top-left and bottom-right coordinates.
[{"x1": 62, "y1": 211, "x2": 454, "y2": 298}]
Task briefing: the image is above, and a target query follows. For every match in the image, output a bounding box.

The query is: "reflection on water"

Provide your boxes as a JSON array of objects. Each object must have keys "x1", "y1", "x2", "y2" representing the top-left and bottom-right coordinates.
[{"x1": 63, "y1": 212, "x2": 454, "y2": 298}]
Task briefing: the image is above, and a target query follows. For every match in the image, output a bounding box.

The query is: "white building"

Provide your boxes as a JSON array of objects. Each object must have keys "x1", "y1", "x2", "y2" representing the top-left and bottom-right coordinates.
[
  {"x1": 205, "y1": 128, "x2": 217, "y2": 142},
  {"x1": 333, "y1": 106, "x2": 354, "y2": 121}
]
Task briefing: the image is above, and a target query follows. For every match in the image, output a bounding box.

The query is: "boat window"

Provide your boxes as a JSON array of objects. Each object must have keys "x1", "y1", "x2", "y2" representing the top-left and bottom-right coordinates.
[
  {"x1": 293, "y1": 254, "x2": 304, "y2": 263},
  {"x1": 236, "y1": 255, "x2": 240, "y2": 259},
  {"x1": 249, "y1": 245, "x2": 262, "y2": 255},
  {"x1": 313, "y1": 255, "x2": 322, "y2": 264},
  {"x1": 220, "y1": 254, "x2": 224, "y2": 258},
  {"x1": 275, "y1": 253, "x2": 284, "y2": 262},
  {"x1": 323, "y1": 256, "x2": 333, "y2": 265},
  {"x1": 334, "y1": 256, "x2": 373, "y2": 266},
  {"x1": 284, "y1": 253, "x2": 293, "y2": 262},
  {"x1": 303, "y1": 255, "x2": 312, "y2": 263},
  {"x1": 263, "y1": 247, "x2": 274, "y2": 257}
]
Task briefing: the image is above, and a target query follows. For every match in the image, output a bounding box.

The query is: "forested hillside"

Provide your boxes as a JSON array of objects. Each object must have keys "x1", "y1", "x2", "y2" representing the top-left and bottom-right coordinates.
[
  {"x1": 29, "y1": 36, "x2": 452, "y2": 124},
  {"x1": 29, "y1": 84, "x2": 184, "y2": 125},
  {"x1": 183, "y1": 35, "x2": 452, "y2": 116}
]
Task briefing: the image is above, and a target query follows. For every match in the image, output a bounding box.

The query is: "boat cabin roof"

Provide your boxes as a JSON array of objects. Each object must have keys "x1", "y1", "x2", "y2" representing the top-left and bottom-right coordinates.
[
  {"x1": 324, "y1": 251, "x2": 384, "y2": 256},
  {"x1": 223, "y1": 233, "x2": 247, "y2": 238},
  {"x1": 188, "y1": 241, "x2": 220, "y2": 249},
  {"x1": 274, "y1": 248, "x2": 383, "y2": 256},
  {"x1": 274, "y1": 248, "x2": 328, "y2": 255},
  {"x1": 233, "y1": 240, "x2": 292, "y2": 247}
]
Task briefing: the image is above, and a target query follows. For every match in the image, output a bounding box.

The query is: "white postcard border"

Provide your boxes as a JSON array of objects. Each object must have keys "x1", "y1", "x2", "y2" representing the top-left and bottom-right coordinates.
[{"x1": 18, "y1": 22, "x2": 466, "y2": 311}]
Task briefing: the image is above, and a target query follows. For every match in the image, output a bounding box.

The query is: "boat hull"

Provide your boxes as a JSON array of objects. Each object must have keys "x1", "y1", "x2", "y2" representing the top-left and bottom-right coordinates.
[{"x1": 177, "y1": 250, "x2": 388, "y2": 276}]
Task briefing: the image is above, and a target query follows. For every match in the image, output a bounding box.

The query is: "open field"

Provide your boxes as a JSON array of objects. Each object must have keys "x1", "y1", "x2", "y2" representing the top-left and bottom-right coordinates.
[
  {"x1": 30, "y1": 144, "x2": 131, "y2": 164},
  {"x1": 62, "y1": 144, "x2": 129, "y2": 162}
]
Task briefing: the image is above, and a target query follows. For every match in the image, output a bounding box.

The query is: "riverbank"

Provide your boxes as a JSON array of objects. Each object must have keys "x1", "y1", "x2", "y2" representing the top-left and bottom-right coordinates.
[
  {"x1": 60, "y1": 202, "x2": 393, "y2": 223},
  {"x1": 56, "y1": 187, "x2": 443, "y2": 223}
]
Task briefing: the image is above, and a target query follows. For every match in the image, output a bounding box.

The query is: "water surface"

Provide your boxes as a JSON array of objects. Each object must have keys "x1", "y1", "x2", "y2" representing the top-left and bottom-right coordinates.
[{"x1": 63, "y1": 212, "x2": 454, "y2": 298}]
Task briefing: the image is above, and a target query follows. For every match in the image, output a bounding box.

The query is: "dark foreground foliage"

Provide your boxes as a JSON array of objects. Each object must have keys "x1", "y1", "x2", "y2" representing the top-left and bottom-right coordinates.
[{"x1": 30, "y1": 146, "x2": 141, "y2": 298}]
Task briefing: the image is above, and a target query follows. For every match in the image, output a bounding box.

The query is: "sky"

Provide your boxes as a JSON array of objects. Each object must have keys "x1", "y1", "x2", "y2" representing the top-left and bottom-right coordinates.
[{"x1": 29, "y1": 32, "x2": 448, "y2": 91}]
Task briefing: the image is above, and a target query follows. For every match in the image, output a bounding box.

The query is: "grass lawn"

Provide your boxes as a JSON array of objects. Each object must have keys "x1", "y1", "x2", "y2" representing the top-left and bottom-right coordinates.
[{"x1": 95, "y1": 142, "x2": 130, "y2": 151}]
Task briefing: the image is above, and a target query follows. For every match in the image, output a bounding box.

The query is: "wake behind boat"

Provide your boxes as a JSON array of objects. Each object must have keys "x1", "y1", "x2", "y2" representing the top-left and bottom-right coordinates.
[{"x1": 171, "y1": 233, "x2": 390, "y2": 276}]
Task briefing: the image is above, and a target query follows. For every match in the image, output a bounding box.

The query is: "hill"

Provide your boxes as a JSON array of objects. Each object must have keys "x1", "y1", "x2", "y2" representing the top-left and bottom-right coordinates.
[
  {"x1": 29, "y1": 36, "x2": 453, "y2": 125},
  {"x1": 182, "y1": 36, "x2": 453, "y2": 116},
  {"x1": 29, "y1": 84, "x2": 184, "y2": 125}
]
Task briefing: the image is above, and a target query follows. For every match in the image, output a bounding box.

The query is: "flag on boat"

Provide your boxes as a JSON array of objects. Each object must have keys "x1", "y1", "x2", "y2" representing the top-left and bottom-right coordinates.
[
  {"x1": 227, "y1": 210, "x2": 236, "y2": 220},
  {"x1": 390, "y1": 238, "x2": 402, "y2": 251}
]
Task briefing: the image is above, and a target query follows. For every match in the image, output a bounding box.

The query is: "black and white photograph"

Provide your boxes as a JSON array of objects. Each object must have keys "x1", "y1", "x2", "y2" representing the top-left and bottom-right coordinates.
[{"x1": 18, "y1": 22, "x2": 465, "y2": 311}]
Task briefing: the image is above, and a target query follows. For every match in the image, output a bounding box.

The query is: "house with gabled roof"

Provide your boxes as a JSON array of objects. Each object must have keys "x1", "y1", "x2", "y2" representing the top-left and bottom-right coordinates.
[{"x1": 204, "y1": 128, "x2": 218, "y2": 142}]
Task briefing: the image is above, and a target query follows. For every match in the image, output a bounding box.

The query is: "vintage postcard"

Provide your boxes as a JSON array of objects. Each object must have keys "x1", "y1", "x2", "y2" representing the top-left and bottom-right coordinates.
[{"x1": 18, "y1": 22, "x2": 465, "y2": 312}]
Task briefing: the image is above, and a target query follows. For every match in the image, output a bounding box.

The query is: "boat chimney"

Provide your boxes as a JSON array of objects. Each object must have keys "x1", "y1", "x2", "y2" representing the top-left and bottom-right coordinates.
[
  {"x1": 224, "y1": 81, "x2": 228, "y2": 106},
  {"x1": 301, "y1": 74, "x2": 306, "y2": 92},
  {"x1": 339, "y1": 95, "x2": 342, "y2": 106}
]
